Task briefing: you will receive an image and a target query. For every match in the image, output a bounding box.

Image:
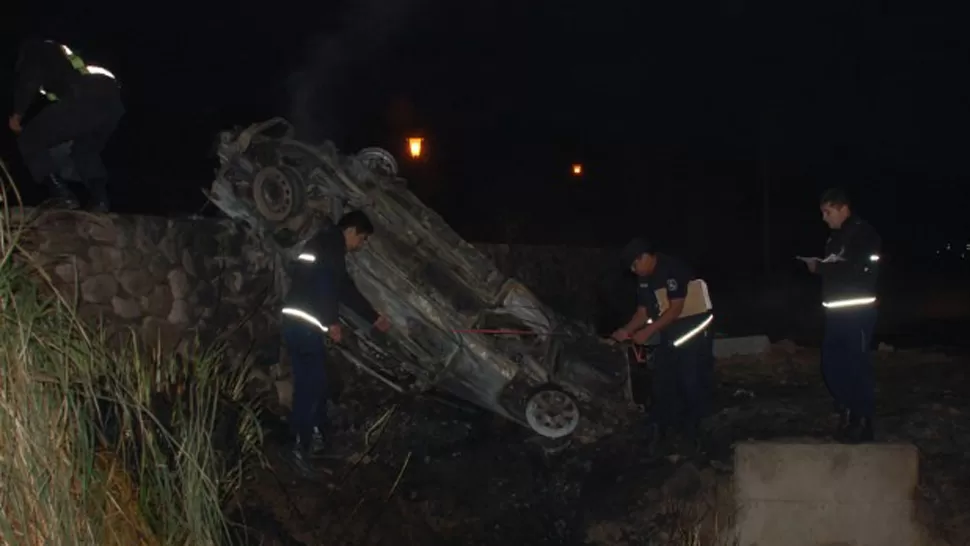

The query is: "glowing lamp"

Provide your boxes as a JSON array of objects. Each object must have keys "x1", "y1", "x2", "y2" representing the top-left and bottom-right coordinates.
[
  {"x1": 407, "y1": 137, "x2": 424, "y2": 159},
  {"x1": 571, "y1": 163, "x2": 583, "y2": 176}
]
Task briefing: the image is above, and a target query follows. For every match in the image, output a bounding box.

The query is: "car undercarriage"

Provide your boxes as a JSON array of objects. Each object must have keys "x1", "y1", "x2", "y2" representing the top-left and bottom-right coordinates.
[{"x1": 207, "y1": 118, "x2": 635, "y2": 441}]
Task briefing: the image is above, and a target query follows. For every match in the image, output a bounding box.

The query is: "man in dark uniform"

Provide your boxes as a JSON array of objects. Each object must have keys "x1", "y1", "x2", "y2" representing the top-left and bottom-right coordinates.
[
  {"x1": 613, "y1": 239, "x2": 715, "y2": 453},
  {"x1": 279, "y1": 210, "x2": 391, "y2": 475},
  {"x1": 9, "y1": 39, "x2": 124, "y2": 211},
  {"x1": 798, "y1": 188, "x2": 881, "y2": 442}
]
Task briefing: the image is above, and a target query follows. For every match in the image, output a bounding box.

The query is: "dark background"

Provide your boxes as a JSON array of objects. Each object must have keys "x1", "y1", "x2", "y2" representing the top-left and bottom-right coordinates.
[{"x1": 2, "y1": 0, "x2": 969, "y2": 278}]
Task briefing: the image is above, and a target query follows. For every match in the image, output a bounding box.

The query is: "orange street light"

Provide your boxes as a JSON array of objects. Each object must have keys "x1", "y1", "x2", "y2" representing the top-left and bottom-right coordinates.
[
  {"x1": 408, "y1": 137, "x2": 424, "y2": 159},
  {"x1": 571, "y1": 163, "x2": 583, "y2": 176}
]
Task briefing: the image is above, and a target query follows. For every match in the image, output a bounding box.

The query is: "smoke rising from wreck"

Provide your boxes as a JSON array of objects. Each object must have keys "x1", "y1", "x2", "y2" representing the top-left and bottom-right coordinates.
[{"x1": 285, "y1": 0, "x2": 428, "y2": 146}]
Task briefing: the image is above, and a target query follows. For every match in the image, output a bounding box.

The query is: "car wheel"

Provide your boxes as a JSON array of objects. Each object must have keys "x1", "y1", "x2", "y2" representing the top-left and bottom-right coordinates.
[
  {"x1": 524, "y1": 387, "x2": 581, "y2": 439},
  {"x1": 357, "y1": 147, "x2": 399, "y2": 177},
  {"x1": 252, "y1": 165, "x2": 306, "y2": 223}
]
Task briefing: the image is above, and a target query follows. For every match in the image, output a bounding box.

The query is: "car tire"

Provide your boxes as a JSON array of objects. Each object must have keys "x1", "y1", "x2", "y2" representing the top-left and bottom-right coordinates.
[
  {"x1": 524, "y1": 386, "x2": 581, "y2": 439},
  {"x1": 252, "y1": 165, "x2": 306, "y2": 224}
]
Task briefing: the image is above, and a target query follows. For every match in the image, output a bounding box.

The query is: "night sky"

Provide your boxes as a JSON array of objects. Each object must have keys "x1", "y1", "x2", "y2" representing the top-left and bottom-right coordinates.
[{"x1": 2, "y1": 0, "x2": 969, "y2": 272}]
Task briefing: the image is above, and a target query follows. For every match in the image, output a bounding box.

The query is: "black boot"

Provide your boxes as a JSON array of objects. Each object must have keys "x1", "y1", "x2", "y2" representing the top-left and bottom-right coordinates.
[
  {"x1": 681, "y1": 420, "x2": 705, "y2": 456},
  {"x1": 280, "y1": 441, "x2": 317, "y2": 478},
  {"x1": 45, "y1": 175, "x2": 80, "y2": 210},
  {"x1": 85, "y1": 177, "x2": 110, "y2": 212},
  {"x1": 646, "y1": 423, "x2": 672, "y2": 457},
  {"x1": 835, "y1": 408, "x2": 852, "y2": 441},
  {"x1": 845, "y1": 416, "x2": 874, "y2": 444}
]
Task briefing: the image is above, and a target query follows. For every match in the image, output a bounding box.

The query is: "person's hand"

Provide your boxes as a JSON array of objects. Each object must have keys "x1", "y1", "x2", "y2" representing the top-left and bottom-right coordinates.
[
  {"x1": 374, "y1": 315, "x2": 391, "y2": 333},
  {"x1": 632, "y1": 325, "x2": 656, "y2": 345},
  {"x1": 327, "y1": 323, "x2": 343, "y2": 343},
  {"x1": 8, "y1": 114, "x2": 22, "y2": 134},
  {"x1": 611, "y1": 328, "x2": 630, "y2": 342},
  {"x1": 796, "y1": 256, "x2": 818, "y2": 273}
]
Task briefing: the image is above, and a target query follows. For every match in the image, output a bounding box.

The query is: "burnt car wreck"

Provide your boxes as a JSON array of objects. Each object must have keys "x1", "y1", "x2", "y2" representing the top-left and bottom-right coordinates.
[{"x1": 207, "y1": 118, "x2": 634, "y2": 441}]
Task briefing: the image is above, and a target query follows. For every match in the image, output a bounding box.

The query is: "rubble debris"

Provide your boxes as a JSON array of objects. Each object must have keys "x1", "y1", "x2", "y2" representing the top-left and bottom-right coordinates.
[{"x1": 236, "y1": 340, "x2": 969, "y2": 546}]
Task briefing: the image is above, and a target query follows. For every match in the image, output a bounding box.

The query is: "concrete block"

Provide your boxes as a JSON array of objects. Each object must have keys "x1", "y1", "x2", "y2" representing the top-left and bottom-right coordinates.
[
  {"x1": 734, "y1": 442, "x2": 921, "y2": 546},
  {"x1": 713, "y1": 335, "x2": 771, "y2": 358}
]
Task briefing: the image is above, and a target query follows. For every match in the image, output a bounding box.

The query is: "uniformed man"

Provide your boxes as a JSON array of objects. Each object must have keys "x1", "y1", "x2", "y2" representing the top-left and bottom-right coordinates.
[
  {"x1": 280, "y1": 210, "x2": 391, "y2": 475},
  {"x1": 798, "y1": 188, "x2": 880, "y2": 442},
  {"x1": 9, "y1": 39, "x2": 124, "y2": 212},
  {"x1": 612, "y1": 239, "x2": 715, "y2": 453}
]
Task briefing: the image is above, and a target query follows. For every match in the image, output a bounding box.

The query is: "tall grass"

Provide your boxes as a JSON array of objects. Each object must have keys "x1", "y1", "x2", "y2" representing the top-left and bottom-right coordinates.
[{"x1": 0, "y1": 163, "x2": 263, "y2": 545}]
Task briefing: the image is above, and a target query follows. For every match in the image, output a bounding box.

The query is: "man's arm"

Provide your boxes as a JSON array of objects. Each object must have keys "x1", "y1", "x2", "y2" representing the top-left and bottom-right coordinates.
[
  {"x1": 12, "y1": 43, "x2": 44, "y2": 118},
  {"x1": 313, "y1": 267, "x2": 341, "y2": 327},
  {"x1": 816, "y1": 223, "x2": 881, "y2": 278},
  {"x1": 340, "y1": 278, "x2": 379, "y2": 324},
  {"x1": 614, "y1": 281, "x2": 658, "y2": 340},
  {"x1": 641, "y1": 298, "x2": 685, "y2": 334},
  {"x1": 305, "y1": 229, "x2": 346, "y2": 327},
  {"x1": 622, "y1": 305, "x2": 649, "y2": 333},
  {"x1": 631, "y1": 273, "x2": 690, "y2": 343},
  {"x1": 310, "y1": 229, "x2": 379, "y2": 324}
]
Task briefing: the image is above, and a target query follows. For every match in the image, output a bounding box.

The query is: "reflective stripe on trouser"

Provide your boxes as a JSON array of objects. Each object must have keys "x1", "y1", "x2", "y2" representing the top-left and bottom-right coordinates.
[
  {"x1": 821, "y1": 306, "x2": 877, "y2": 418},
  {"x1": 649, "y1": 326, "x2": 713, "y2": 431},
  {"x1": 281, "y1": 307, "x2": 329, "y2": 332},
  {"x1": 673, "y1": 314, "x2": 714, "y2": 347},
  {"x1": 282, "y1": 314, "x2": 331, "y2": 449},
  {"x1": 822, "y1": 296, "x2": 876, "y2": 309}
]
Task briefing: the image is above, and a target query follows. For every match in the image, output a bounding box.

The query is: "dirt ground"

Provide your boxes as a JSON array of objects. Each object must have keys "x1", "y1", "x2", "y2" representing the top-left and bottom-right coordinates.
[{"x1": 230, "y1": 342, "x2": 970, "y2": 546}]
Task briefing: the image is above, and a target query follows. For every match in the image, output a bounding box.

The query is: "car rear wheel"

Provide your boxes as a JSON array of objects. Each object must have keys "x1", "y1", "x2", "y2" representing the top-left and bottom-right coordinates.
[{"x1": 524, "y1": 387, "x2": 580, "y2": 439}]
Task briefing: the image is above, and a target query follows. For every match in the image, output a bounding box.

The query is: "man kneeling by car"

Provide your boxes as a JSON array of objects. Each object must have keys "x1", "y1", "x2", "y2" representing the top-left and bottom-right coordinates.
[
  {"x1": 613, "y1": 238, "x2": 715, "y2": 455},
  {"x1": 280, "y1": 210, "x2": 391, "y2": 476}
]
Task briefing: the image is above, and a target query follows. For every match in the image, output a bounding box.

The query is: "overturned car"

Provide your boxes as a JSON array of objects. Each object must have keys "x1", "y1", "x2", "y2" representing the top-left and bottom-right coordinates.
[{"x1": 207, "y1": 118, "x2": 635, "y2": 440}]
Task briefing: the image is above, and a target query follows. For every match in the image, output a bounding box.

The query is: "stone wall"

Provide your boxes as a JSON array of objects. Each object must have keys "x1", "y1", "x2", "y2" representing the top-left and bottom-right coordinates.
[
  {"x1": 11, "y1": 209, "x2": 614, "y2": 368},
  {"x1": 14, "y1": 210, "x2": 970, "y2": 361},
  {"x1": 14, "y1": 208, "x2": 282, "y2": 366}
]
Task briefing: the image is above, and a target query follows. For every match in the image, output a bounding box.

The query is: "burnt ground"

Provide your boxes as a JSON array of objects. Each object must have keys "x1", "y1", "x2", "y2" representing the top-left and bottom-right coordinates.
[{"x1": 231, "y1": 342, "x2": 970, "y2": 546}]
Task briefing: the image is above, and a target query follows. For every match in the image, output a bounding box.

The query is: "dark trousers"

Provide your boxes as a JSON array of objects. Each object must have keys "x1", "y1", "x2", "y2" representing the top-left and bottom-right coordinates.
[
  {"x1": 650, "y1": 328, "x2": 714, "y2": 432},
  {"x1": 17, "y1": 83, "x2": 124, "y2": 185},
  {"x1": 822, "y1": 306, "x2": 878, "y2": 419},
  {"x1": 282, "y1": 318, "x2": 331, "y2": 450}
]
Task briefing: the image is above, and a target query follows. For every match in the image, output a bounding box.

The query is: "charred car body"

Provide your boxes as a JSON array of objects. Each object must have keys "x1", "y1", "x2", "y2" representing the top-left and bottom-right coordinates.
[{"x1": 208, "y1": 118, "x2": 634, "y2": 440}]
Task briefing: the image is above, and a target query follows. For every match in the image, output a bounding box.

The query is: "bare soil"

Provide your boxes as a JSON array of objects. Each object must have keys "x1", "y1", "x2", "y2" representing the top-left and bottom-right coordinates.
[{"x1": 231, "y1": 342, "x2": 970, "y2": 546}]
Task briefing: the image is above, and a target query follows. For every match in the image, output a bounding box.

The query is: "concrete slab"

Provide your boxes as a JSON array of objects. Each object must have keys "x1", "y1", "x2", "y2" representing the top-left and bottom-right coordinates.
[
  {"x1": 735, "y1": 442, "x2": 921, "y2": 546},
  {"x1": 713, "y1": 335, "x2": 771, "y2": 358}
]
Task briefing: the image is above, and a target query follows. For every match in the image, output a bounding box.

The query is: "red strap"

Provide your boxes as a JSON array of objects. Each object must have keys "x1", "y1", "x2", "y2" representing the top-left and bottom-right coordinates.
[{"x1": 631, "y1": 345, "x2": 646, "y2": 363}]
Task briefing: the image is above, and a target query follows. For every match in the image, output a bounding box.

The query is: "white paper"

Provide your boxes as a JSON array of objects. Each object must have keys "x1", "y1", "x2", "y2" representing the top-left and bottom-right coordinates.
[{"x1": 795, "y1": 255, "x2": 845, "y2": 264}]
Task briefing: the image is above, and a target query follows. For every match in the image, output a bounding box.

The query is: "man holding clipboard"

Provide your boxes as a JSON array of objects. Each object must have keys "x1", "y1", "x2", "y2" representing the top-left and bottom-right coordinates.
[
  {"x1": 613, "y1": 239, "x2": 715, "y2": 454},
  {"x1": 798, "y1": 188, "x2": 881, "y2": 442}
]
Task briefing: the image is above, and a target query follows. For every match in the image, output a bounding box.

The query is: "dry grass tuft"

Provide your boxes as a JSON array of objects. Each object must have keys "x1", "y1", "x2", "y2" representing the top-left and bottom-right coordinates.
[{"x1": 0, "y1": 162, "x2": 263, "y2": 545}]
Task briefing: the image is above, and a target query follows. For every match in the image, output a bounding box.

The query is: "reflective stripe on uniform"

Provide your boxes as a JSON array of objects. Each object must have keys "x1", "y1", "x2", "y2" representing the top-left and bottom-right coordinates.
[
  {"x1": 84, "y1": 65, "x2": 115, "y2": 78},
  {"x1": 281, "y1": 307, "x2": 329, "y2": 333},
  {"x1": 297, "y1": 253, "x2": 316, "y2": 263},
  {"x1": 673, "y1": 314, "x2": 714, "y2": 347},
  {"x1": 822, "y1": 296, "x2": 877, "y2": 309},
  {"x1": 39, "y1": 42, "x2": 117, "y2": 102}
]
